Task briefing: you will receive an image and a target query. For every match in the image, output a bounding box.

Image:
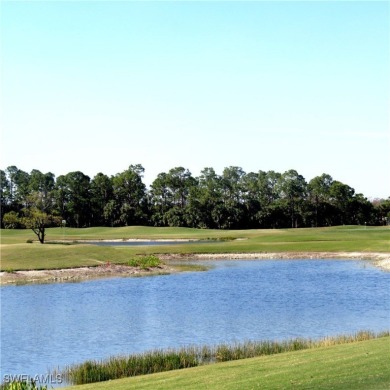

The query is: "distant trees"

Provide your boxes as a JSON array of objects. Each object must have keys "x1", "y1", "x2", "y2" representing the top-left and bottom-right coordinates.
[
  {"x1": 192, "y1": 167, "x2": 224, "y2": 228},
  {"x1": 372, "y1": 198, "x2": 390, "y2": 225},
  {"x1": 279, "y1": 169, "x2": 307, "y2": 228},
  {"x1": 1, "y1": 164, "x2": 388, "y2": 232},
  {"x1": 308, "y1": 173, "x2": 333, "y2": 227},
  {"x1": 2, "y1": 177, "x2": 61, "y2": 243},
  {"x1": 90, "y1": 172, "x2": 113, "y2": 226},
  {"x1": 54, "y1": 171, "x2": 92, "y2": 228},
  {"x1": 111, "y1": 165, "x2": 147, "y2": 226},
  {"x1": 150, "y1": 167, "x2": 196, "y2": 227}
]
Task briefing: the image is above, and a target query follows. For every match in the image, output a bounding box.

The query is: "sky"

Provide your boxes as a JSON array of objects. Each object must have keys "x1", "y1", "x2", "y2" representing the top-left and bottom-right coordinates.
[{"x1": 1, "y1": 1, "x2": 389, "y2": 199}]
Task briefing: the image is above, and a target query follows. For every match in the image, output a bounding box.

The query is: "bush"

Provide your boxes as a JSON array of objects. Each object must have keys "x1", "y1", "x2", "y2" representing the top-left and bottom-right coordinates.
[
  {"x1": 128, "y1": 255, "x2": 161, "y2": 269},
  {"x1": 2, "y1": 212, "x2": 22, "y2": 229}
]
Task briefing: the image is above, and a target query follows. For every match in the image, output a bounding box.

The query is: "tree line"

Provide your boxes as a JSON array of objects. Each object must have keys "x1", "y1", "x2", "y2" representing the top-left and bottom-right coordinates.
[{"x1": 1, "y1": 165, "x2": 389, "y2": 233}]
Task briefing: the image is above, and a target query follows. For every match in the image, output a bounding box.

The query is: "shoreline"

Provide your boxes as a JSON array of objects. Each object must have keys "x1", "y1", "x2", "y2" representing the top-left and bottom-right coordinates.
[
  {"x1": 1, "y1": 251, "x2": 389, "y2": 285},
  {"x1": 159, "y1": 252, "x2": 390, "y2": 271},
  {"x1": 0, "y1": 263, "x2": 178, "y2": 285}
]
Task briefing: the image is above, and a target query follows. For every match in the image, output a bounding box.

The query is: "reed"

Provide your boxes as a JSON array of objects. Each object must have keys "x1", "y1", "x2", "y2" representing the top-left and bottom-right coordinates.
[
  {"x1": 61, "y1": 330, "x2": 389, "y2": 385},
  {"x1": 0, "y1": 381, "x2": 47, "y2": 390},
  {"x1": 62, "y1": 349, "x2": 200, "y2": 385}
]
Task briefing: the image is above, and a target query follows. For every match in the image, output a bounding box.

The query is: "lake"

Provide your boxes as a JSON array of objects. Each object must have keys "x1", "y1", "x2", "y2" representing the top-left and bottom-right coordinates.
[
  {"x1": 87, "y1": 240, "x2": 210, "y2": 246},
  {"x1": 1, "y1": 259, "x2": 389, "y2": 385}
]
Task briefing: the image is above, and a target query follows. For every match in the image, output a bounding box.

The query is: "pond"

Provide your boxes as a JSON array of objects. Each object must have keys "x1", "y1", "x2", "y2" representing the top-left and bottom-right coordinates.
[
  {"x1": 87, "y1": 240, "x2": 211, "y2": 246},
  {"x1": 1, "y1": 259, "x2": 389, "y2": 385}
]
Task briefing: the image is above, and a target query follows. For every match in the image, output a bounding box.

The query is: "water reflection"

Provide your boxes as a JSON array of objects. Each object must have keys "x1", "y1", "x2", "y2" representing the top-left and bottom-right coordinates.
[{"x1": 1, "y1": 259, "x2": 389, "y2": 384}]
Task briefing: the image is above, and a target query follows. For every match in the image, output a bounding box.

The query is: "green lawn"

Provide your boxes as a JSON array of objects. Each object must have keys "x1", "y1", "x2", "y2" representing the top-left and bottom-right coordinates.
[
  {"x1": 64, "y1": 337, "x2": 390, "y2": 390},
  {"x1": 1, "y1": 226, "x2": 389, "y2": 271}
]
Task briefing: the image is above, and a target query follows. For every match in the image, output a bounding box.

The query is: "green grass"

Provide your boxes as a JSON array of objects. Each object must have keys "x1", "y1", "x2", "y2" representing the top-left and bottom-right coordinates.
[
  {"x1": 0, "y1": 244, "x2": 135, "y2": 271},
  {"x1": 60, "y1": 331, "x2": 388, "y2": 385},
  {"x1": 0, "y1": 226, "x2": 233, "y2": 244},
  {"x1": 1, "y1": 226, "x2": 389, "y2": 271},
  {"x1": 63, "y1": 335, "x2": 390, "y2": 390}
]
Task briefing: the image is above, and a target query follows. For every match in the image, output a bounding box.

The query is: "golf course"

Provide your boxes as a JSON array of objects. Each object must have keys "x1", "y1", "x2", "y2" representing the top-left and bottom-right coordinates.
[
  {"x1": 1, "y1": 225, "x2": 389, "y2": 389},
  {"x1": 1, "y1": 225, "x2": 389, "y2": 273}
]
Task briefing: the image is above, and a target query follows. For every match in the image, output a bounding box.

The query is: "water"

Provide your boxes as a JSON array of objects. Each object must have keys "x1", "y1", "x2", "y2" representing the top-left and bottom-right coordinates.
[
  {"x1": 88, "y1": 240, "x2": 210, "y2": 246},
  {"x1": 1, "y1": 259, "x2": 389, "y2": 383}
]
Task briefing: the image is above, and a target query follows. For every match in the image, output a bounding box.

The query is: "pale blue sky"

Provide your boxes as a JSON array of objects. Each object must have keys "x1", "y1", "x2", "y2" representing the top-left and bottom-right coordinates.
[{"x1": 1, "y1": 1, "x2": 389, "y2": 198}]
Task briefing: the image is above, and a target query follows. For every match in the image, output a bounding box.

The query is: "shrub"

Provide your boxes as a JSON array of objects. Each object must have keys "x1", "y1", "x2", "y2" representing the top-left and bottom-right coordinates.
[
  {"x1": 128, "y1": 255, "x2": 161, "y2": 269},
  {"x1": 2, "y1": 212, "x2": 22, "y2": 229}
]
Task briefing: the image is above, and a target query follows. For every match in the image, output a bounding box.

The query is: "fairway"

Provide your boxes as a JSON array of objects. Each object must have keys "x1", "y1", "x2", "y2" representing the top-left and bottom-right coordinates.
[
  {"x1": 63, "y1": 337, "x2": 390, "y2": 390},
  {"x1": 1, "y1": 226, "x2": 389, "y2": 272}
]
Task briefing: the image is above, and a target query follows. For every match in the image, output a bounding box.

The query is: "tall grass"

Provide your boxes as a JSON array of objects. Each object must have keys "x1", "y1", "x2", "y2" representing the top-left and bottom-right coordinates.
[
  {"x1": 0, "y1": 381, "x2": 47, "y2": 390},
  {"x1": 62, "y1": 349, "x2": 200, "y2": 385},
  {"x1": 61, "y1": 330, "x2": 389, "y2": 385}
]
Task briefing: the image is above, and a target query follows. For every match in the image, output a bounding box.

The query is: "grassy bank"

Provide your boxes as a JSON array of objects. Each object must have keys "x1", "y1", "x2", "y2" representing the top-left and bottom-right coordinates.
[
  {"x1": 1, "y1": 226, "x2": 389, "y2": 271},
  {"x1": 61, "y1": 331, "x2": 388, "y2": 385},
  {"x1": 63, "y1": 333, "x2": 390, "y2": 389}
]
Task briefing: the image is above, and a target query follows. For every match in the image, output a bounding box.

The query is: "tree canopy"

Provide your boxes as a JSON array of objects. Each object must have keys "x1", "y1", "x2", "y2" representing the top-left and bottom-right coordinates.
[{"x1": 1, "y1": 165, "x2": 389, "y2": 232}]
